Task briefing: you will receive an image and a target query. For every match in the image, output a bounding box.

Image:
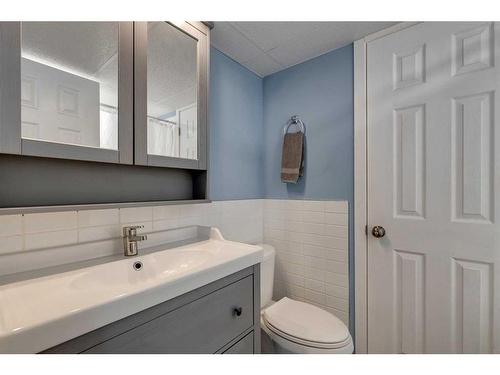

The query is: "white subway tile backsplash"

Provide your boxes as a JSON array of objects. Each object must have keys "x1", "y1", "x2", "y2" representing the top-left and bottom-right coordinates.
[
  {"x1": 78, "y1": 225, "x2": 121, "y2": 243},
  {"x1": 324, "y1": 212, "x2": 348, "y2": 226},
  {"x1": 287, "y1": 231, "x2": 303, "y2": 244},
  {"x1": 178, "y1": 204, "x2": 203, "y2": 218},
  {"x1": 324, "y1": 201, "x2": 348, "y2": 213},
  {"x1": 301, "y1": 211, "x2": 324, "y2": 223},
  {"x1": 283, "y1": 262, "x2": 304, "y2": 276},
  {"x1": 302, "y1": 244, "x2": 326, "y2": 258},
  {"x1": 325, "y1": 224, "x2": 348, "y2": 238},
  {"x1": 303, "y1": 266, "x2": 325, "y2": 281},
  {"x1": 302, "y1": 200, "x2": 325, "y2": 212},
  {"x1": 286, "y1": 200, "x2": 304, "y2": 211},
  {"x1": 325, "y1": 271, "x2": 349, "y2": 287},
  {"x1": 78, "y1": 209, "x2": 119, "y2": 228},
  {"x1": 286, "y1": 241, "x2": 302, "y2": 253},
  {"x1": 325, "y1": 284, "x2": 349, "y2": 299},
  {"x1": 264, "y1": 199, "x2": 285, "y2": 210},
  {"x1": 324, "y1": 248, "x2": 348, "y2": 262},
  {"x1": 0, "y1": 215, "x2": 22, "y2": 236},
  {"x1": 282, "y1": 272, "x2": 304, "y2": 287},
  {"x1": 152, "y1": 206, "x2": 180, "y2": 221},
  {"x1": 325, "y1": 260, "x2": 348, "y2": 275},
  {"x1": 152, "y1": 218, "x2": 178, "y2": 232},
  {"x1": 119, "y1": 207, "x2": 152, "y2": 224},
  {"x1": 0, "y1": 235, "x2": 23, "y2": 255},
  {"x1": 25, "y1": 230, "x2": 78, "y2": 251},
  {"x1": 263, "y1": 199, "x2": 349, "y2": 326},
  {"x1": 304, "y1": 255, "x2": 325, "y2": 270},
  {"x1": 301, "y1": 222, "x2": 325, "y2": 235},
  {"x1": 0, "y1": 200, "x2": 265, "y2": 277},
  {"x1": 305, "y1": 278, "x2": 325, "y2": 293},
  {"x1": 24, "y1": 211, "x2": 77, "y2": 233},
  {"x1": 326, "y1": 295, "x2": 349, "y2": 312},
  {"x1": 304, "y1": 288, "x2": 327, "y2": 305}
]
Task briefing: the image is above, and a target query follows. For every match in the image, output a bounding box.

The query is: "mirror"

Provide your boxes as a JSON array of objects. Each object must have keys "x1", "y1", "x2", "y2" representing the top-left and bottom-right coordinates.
[
  {"x1": 147, "y1": 22, "x2": 198, "y2": 160},
  {"x1": 21, "y1": 22, "x2": 119, "y2": 150}
]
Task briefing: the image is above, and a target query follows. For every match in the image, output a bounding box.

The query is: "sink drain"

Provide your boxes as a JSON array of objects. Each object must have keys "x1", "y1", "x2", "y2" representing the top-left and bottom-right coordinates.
[{"x1": 133, "y1": 261, "x2": 143, "y2": 271}]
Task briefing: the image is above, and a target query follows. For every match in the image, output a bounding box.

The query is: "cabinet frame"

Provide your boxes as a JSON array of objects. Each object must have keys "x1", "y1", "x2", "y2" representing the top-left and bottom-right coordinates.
[
  {"x1": 0, "y1": 22, "x2": 134, "y2": 164},
  {"x1": 133, "y1": 21, "x2": 209, "y2": 170}
]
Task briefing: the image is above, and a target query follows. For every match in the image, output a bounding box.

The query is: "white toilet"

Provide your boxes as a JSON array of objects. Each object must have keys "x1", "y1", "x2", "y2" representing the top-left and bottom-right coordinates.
[{"x1": 260, "y1": 244, "x2": 354, "y2": 354}]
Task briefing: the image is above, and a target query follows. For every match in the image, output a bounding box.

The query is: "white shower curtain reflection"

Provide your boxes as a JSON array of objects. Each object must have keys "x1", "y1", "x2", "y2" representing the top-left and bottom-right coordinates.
[
  {"x1": 147, "y1": 117, "x2": 179, "y2": 157},
  {"x1": 99, "y1": 104, "x2": 118, "y2": 150}
]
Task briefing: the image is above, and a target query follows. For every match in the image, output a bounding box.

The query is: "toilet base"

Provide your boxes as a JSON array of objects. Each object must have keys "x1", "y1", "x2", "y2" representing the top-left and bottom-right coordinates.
[{"x1": 261, "y1": 328, "x2": 293, "y2": 354}]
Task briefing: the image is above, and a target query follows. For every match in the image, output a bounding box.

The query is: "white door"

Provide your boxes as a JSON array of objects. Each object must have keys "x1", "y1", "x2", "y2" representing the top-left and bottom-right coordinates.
[{"x1": 367, "y1": 22, "x2": 500, "y2": 353}]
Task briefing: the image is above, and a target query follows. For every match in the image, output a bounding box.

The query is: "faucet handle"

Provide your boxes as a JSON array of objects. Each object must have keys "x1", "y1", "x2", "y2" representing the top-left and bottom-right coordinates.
[
  {"x1": 123, "y1": 225, "x2": 144, "y2": 236},
  {"x1": 127, "y1": 225, "x2": 144, "y2": 229}
]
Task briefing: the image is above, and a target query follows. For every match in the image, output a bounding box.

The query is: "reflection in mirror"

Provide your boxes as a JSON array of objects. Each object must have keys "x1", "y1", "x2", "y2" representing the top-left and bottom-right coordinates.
[
  {"x1": 21, "y1": 22, "x2": 119, "y2": 150},
  {"x1": 147, "y1": 22, "x2": 198, "y2": 160}
]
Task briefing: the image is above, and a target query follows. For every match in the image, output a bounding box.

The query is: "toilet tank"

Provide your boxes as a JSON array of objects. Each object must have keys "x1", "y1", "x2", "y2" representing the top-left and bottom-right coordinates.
[{"x1": 259, "y1": 244, "x2": 276, "y2": 308}]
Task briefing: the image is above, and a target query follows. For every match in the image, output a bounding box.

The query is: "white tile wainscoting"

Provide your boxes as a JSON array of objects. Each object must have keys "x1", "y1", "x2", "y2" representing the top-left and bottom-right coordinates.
[
  {"x1": 0, "y1": 199, "x2": 349, "y2": 325},
  {"x1": 0, "y1": 200, "x2": 263, "y2": 276},
  {"x1": 263, "y1": 199, "x2": 349, "y2": 325}
]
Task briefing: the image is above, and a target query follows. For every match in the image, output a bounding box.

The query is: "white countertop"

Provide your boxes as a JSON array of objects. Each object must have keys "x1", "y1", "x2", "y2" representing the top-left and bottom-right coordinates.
[{"x1": 0, "y1": 228, "x2": 263, "y2": 353}]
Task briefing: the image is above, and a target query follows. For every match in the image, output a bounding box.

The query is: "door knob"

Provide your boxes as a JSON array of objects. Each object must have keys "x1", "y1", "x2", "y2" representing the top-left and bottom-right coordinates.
[{"x1": 371, "y1": 226, "x2": 386, "y2": 238}]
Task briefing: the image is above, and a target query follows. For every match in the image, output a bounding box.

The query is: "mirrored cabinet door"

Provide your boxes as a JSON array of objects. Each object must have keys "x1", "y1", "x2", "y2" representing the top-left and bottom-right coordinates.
[
  {"x1": 134, "y1": 21, "x2": 208, "y2": 170},
  {"x1": 0, "y1": 22, "x2": 133, "y2": 164}
]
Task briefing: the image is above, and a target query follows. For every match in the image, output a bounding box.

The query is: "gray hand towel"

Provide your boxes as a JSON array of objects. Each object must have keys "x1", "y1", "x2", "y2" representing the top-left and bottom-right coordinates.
[{"x1": 281, "y1": 132, "x2": 304, "y2": 184}]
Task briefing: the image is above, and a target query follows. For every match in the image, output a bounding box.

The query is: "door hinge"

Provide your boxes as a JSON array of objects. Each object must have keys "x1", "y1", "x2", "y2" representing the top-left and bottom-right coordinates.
[{"x1": 365, "y1": 225, "x2": 368, "y2": 236}]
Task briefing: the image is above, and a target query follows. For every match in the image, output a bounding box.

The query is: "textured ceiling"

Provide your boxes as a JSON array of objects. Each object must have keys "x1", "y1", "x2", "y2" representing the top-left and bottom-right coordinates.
[
  {"x1": 22, "y1": 22, "x2": 118, "y2": 77},
  {"x1": 147, "y1": 22, "x2": 197, "y2": 117},
  {"x1": 21, "y1": 22, "x2": 197, "y2": 115},
  {"x1": 211, "y1": 22, "x2": 398, "y2": 77}
]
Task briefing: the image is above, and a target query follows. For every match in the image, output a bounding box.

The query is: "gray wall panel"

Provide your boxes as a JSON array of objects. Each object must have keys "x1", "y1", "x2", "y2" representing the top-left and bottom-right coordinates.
[{"x1": 0, "y1": 155, "x2": 199, "y2": 207}]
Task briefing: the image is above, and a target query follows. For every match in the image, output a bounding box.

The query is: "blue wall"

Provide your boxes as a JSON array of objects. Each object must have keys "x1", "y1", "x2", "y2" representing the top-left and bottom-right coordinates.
[
  {"x1": 262, "y1": 44, "x2": 354, "y2": 202},
  {"x1": 209, "y1": 45, "x2": 355, "y2": 334},
  {"x1": 209, "y1": 47, "x2": 264, "y2": 200},
  {"x1": 262, "y1": 44, "x2": 355, "y2": 334}
]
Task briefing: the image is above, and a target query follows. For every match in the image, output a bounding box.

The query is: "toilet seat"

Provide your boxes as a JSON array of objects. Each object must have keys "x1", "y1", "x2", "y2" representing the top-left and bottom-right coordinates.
[{"x1": 261, "y1": 297, "x2": 353, "y2": 354}]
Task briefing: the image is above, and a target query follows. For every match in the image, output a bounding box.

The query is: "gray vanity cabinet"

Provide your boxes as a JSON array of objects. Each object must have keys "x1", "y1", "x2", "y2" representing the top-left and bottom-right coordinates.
[{"x1": 43, "y1": 265, "x2": 260, "y2": 354}]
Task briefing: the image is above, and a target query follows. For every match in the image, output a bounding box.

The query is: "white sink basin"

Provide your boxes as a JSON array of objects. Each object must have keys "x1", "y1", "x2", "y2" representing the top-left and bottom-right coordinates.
[{"x1": 0, "y1": 228, "x2": 263, "y2": 353}]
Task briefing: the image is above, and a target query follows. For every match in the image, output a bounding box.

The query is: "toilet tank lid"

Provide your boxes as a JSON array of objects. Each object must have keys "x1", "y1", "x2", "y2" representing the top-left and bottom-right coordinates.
[{"x1": 258, "y1": 244, "x2": 275, "y2": 261}]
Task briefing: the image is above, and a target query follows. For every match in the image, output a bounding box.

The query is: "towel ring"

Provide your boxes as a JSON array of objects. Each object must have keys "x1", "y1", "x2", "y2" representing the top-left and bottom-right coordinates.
[{"x1": 283, "y1": 115, "x2": 306, "y2": 135}]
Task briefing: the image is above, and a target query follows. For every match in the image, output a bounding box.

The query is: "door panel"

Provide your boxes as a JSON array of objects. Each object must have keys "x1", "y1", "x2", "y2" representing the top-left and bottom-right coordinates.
[{"x1": 367, "y1": 22, "x2": 499, "y2": 353}]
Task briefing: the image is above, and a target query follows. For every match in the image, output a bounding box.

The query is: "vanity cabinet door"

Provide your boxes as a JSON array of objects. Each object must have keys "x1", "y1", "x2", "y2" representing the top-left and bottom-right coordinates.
[
  {"x1": 222, "y1": 332, "x2": 254, "y2": 354},
  {"x1": 133, "y1": 21, "x2": 209, "y2": 170},
  {"x1": 0, "y1": 22, "x2": 134, "y2": 164},
  {"x1": 84, "y1": 275, "x2": 254, "y2": 354}
]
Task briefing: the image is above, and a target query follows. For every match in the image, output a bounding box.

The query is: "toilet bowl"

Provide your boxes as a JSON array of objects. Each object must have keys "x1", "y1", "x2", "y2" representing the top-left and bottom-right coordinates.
[{"x1": 259, "y1": 244, "x2": 353, "y2": 354}]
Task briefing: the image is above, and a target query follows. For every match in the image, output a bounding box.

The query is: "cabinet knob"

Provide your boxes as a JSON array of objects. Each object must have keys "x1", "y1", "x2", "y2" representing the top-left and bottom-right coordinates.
[{"x1": 233, "y1": 307, "x2": 242, "y2": 317}]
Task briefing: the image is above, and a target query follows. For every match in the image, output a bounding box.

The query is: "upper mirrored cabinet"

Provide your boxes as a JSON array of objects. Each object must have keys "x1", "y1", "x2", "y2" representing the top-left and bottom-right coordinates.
[
  {"x1": 135, "y1": 21, "x2": 208, "y2": 169},
  {"x1": 0, "y1": 22, "x2": 134, "y2": 164},
  {"x1": 0, "y1": 21, "x2": 208, "y2": 170}
]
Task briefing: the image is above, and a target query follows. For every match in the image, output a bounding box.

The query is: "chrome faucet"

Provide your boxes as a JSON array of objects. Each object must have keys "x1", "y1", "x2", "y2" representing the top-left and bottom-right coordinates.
[{"x1": 123, "y1": 225, "x2": 147, "y2": 256}]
